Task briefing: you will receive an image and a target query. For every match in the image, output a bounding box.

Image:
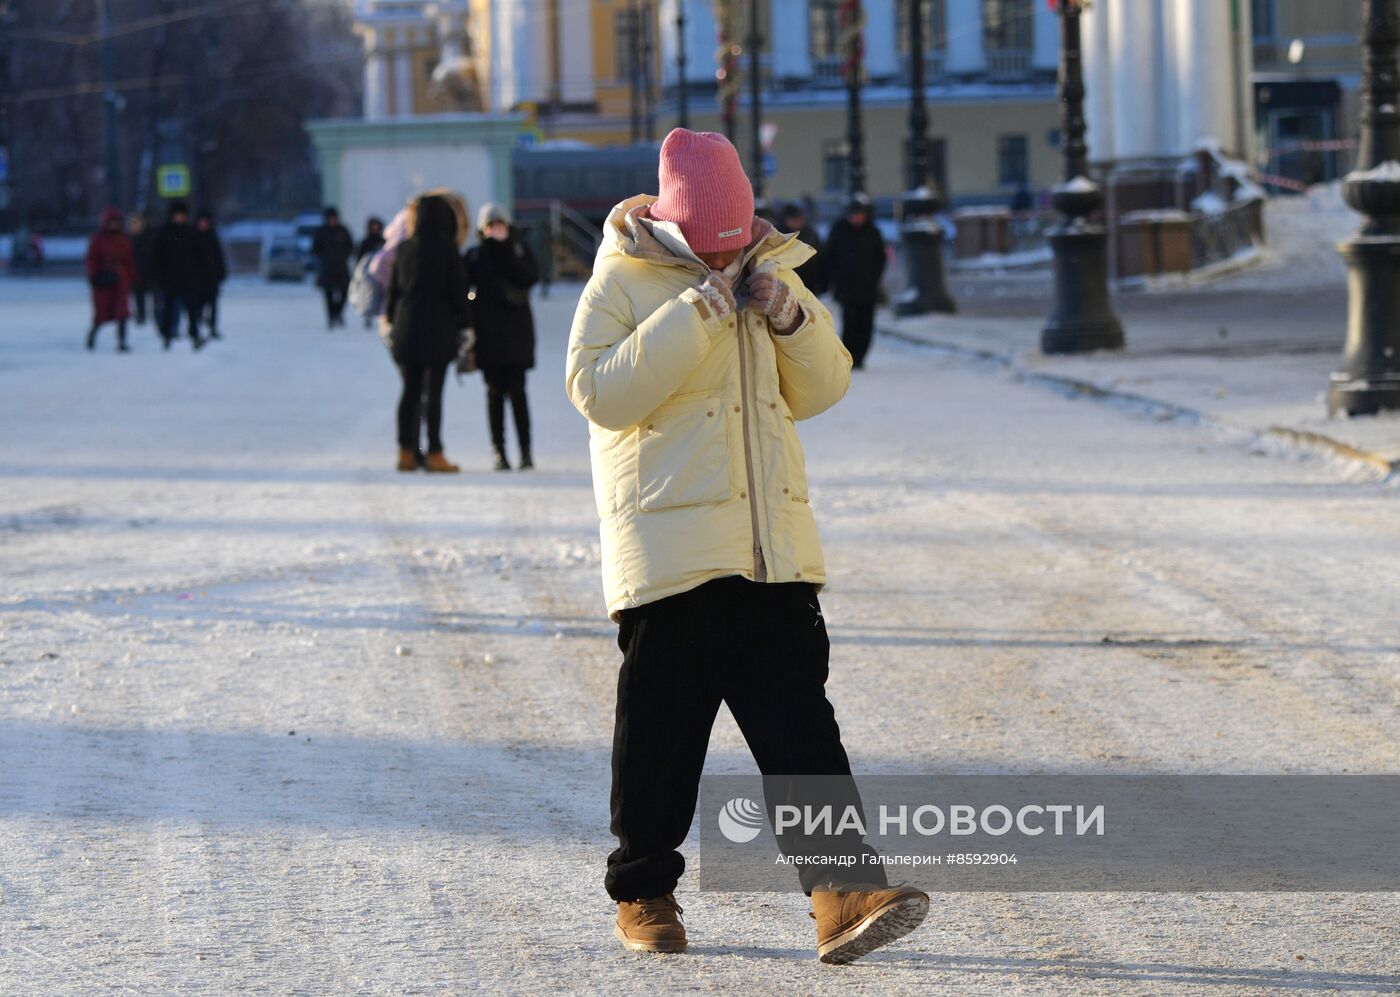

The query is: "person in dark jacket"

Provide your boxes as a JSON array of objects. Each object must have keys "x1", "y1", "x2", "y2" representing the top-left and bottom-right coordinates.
[
  {"x1": 384, "y1": 194, "x2": 470, "y2": 473},
  {"x1": 150, "y1": 201, "x2": 206, "y2": 351},
  {"x1": 823, "y1": 195, "x2": 887, "y2": 369},
  {"x1": 313, "y1": 206, "x2": 356, "y2": 328},
  {"x1": 194, "y1": 210, "x2": 227, "y2": 340},
  {"x1": 128, "y1": 212, "x2": 154, "y2": 326},
  {"x1": 464, "y1": 202, "x2": 539, "y2": 471},
  {"x1": 85, "y1": 208, "x2": 138, "y2": 353},
  {"x1": 357, "y1": 215, "x2": 386, "y2": 261},
  {"x1": 779, "y1": 202, "x2": 828, "y2": 297}
]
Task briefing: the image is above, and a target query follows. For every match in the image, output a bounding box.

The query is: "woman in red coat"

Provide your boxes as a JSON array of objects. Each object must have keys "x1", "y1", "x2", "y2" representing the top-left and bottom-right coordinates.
[{"x1": 85, "y1": 207, "x2": 138, "y2": 352}]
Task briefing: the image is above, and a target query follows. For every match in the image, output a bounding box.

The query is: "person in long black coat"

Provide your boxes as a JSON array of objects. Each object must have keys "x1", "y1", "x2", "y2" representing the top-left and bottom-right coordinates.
[
  {"x1": 384, "y1": 194, "x2": 470, "y2": 473},
  {"x1": 313, "y1": 206, "x2": 356, "y2": 328},
  {"x1": 150, "y1": 201, "x2": 206, "y2": 351},
  {"x1": 823, "y1": 196, "x2": 887, "y2": 369},
  {"x1": 779, "y1": 202, "x2": 828, "y2": 297},
  {"x1": 463, "y1": 203, "x2": 539, "y2": 471},
  {"x1": 194, "y1": 210, "x2": 227, "y2": 340},
  {"x1": 357, "y1": 216, "x2": 386, "y2": 261},
  {"x1": 128, "y1": 212, "x2": 155, "y2": 327}
]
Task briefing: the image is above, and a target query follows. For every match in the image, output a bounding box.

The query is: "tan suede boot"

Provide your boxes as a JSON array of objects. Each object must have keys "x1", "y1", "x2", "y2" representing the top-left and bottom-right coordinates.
[
  {"x1": 812, "y1": 883, "x2": 929, "y2": 965},
  {"x1": 424, "y1": 451, "x2": 460, "y2": 473},
  {"x1": 614, "y1": 894, "x2": 687, "y2": 953},
  {"x1": 396, "y1": 449, "x2": 418, "y2": 472}
]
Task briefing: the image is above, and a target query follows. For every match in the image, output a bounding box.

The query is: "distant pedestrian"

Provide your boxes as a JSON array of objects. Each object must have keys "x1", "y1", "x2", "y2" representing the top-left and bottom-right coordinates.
[
  {"x1": 84, "y1": 208, "x2": 137, "y2": 353},
  {"x1": 313, "y1": 206, "x2": 355, "y2": 328},
  {"x1": 128, "y1": 212, "x2": 154, "y2": 326},
  {"x1": 357, "y1": 215, "x2": 386, "y2": 261},
  {"x1": 1010, "y1": 184, "x2": 1033, "y2": 214},
  {"x1": 824, "y1": 195, "x2": 886, "y2": 369},
  {"x1": 383, "y1": 193, "x2": 471, "y2": 473},
  {"x1": 464, "y1": 203, "x2": 538, "y2": 471},
  {"x1": 151, "y1": 201, "x2": 206, "y2": 351},
  {"x1": 194, "y1": 210, "x2": 227, "y2": 340},
  {"x1": 779, "y1": 202, "x2": 828, "y2": 297}
]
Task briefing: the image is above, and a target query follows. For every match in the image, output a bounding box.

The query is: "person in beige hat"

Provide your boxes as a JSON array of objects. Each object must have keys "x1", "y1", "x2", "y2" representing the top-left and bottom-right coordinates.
[{"x1": 566, "y1": 128, "x2": 928, "y2": 964}]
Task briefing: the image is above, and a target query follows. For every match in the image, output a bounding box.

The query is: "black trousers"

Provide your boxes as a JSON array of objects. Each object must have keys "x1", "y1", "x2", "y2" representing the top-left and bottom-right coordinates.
[
  {"x1": 132, "y1": 285, "x2": 149, "y2": 325},
  {"x1": 157, "y1": 290, "x2": 202, "y2": 343},
  {"x1": 840, "y1": 302, "x2": 877, "y2": 369},
  {"x1": 323, "y1": 281, "x2": 349, "y2": 324},
  {"x1": 397, "y1": 360, "x2": 450, "y2": 454},
  {"x1": 202, "y1": 294, "x2": 220, "y2": 335},
  {"x1": 606, "y1": 576, "x2": 885, "y2": 901},
  {"x1": 480, "y1": 365, "x2": 531, "y2": 455}
]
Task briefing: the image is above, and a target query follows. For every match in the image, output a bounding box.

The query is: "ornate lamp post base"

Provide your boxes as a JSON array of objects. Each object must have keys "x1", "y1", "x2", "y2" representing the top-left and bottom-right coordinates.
[
  {"x1": 1330, "y1": 235, "x2": 1400, "y2": 415},
  {"x1": 1041, "y1": 181, "x2": 1123, "y2": 354},
  {"x1": 896, "y1": 188, "x2": 957, "y2": 316}
]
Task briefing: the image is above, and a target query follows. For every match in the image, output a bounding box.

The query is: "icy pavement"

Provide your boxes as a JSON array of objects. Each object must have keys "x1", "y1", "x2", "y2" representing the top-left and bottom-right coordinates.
[{"x1": 1, "y1": 276, "x2": 1398, "y2": 993}]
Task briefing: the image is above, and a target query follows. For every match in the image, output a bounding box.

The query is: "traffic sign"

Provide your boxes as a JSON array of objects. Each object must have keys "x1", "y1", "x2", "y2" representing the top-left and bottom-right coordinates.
[{"x1": 157, "y1": 163, "x2": 191, "y2": 198}]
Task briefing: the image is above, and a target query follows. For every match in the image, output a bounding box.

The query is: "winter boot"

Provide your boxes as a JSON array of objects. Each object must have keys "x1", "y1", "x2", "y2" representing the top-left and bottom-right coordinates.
[
  {"x1": 518, "y1": 451, "x2": 534, "y2": 470},
  {"x1": 396, "y1": 449, "x2": 419, "y2": 472},
  {"x1": 86, "y1": 327, "x2": 98, "y2": 351},
  {"x1": 614, "y1": 894, "x2": 686, "y2": 953},
  {"x1": 812, "y1": 883, "x2": 929, "y2": 965},
  {"x1": 492, "y1": 448, "x2": 511, "y2": 472},
  {"x1": 117, "y1": 321, "x2": 129, "y2": 353},
  {"x1": 424, "y1": 451, "x2": 460, "y2": 473}
]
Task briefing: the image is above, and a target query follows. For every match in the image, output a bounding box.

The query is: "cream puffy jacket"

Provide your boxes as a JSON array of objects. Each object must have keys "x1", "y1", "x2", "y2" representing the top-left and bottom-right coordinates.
[{"x1": 566, "y1": 195, "x2": 853, "y2": 619}]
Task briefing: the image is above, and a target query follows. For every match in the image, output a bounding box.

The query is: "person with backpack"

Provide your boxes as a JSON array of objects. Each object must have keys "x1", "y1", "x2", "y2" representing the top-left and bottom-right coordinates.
[
  {"x1": 565, "y1": 128, "x2": 929, "y2": 964},
  {"x1": 357, "y1": 216, "x2": 385, "y2": 262},
  {"x1": 313, "y1": 207, "x2": 355, "y2": 329},
  {"x1": 194, "y1": 210, "x2": 227, "y2": 340},
  {"x1": 383, "y1": 194, "x2": 471, "y2": 474},
  {"x1": 84, "y1": 208, "x2": 138, "y2": 353},
  {"x1": 464, "y1": 203, "x2": 538, "y2": 471},
  {"x1": 150, "y1": 201, "x2": 206, "y2": 351}
]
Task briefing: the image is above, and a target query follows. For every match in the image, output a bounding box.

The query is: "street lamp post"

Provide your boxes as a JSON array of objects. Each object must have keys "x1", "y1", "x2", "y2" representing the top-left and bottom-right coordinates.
[
  {"x1": 1041, "y1": 0, "x2": 1123, "y2": 355},
  {"x1": 895, "y1": 0, "x2": 956, "y2": 316},
  {"x1": 1329, "y1": 0, "x2": 1400, "y2": 416},
  {"x1": 748, "y1": 0, "x2": 764, "y2": 199},
  {"x1": 840, "y1": 0, "x2": 865, "y2": 197},
  {"x1": 715, "y1": 0, "x2": 739, "y2": 142},
  {"x1": 677, "y1": 0, "x2": 689, "y2": 129},
  {"x1": 98, "y1": 0, "x2": 121, "y2": 207}
]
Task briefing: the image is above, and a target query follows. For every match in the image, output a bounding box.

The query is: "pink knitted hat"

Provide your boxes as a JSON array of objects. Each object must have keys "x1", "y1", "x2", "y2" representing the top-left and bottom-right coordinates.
[{"x1": 649, "y1": 128, "x2": 755, "y2": 254}]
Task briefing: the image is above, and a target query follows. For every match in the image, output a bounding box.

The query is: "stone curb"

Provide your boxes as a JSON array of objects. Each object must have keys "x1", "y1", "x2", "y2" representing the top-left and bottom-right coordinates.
[{"x1": 880, "y1": 324, "x2": 1399, "y2": 482}]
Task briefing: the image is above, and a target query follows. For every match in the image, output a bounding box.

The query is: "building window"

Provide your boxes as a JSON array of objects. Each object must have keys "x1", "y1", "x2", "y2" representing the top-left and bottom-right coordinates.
[
  {"x1": 1251, "y1": 0, "x2": 1276, "y2": 40},
  {"x1": 823, "y1": 139, "x2": 849, "y2": 193},
  {"x1": 903, "y1": 137, "x2": 948, "y2": 197},
  {"x1": 896, "y1": 0, "x2": 947, "y2": 53},
  {"x1": 984, "y1": 0, "x2": 1032, "y2": 52},
  {"x1": 997, "y1": 133, "x2": 1028, "y2": 188},
  {"x1": 614, "y1": 8, "x2": 654, "y2": 82},
  {"x1": 810, "y1": 0, "x2": 844, "y2": 82}
]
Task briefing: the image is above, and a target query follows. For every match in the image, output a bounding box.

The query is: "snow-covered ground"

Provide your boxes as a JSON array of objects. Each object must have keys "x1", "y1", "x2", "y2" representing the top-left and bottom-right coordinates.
[{"x1": 2, "y1": 276, "x2": 1398, "y2": 993}]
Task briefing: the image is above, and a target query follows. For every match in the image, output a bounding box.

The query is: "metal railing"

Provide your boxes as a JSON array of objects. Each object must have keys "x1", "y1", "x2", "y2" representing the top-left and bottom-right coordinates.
[
  {"x1": 985, "y1": 48, "x2": 1032, "y2": 80},
  {"x1": 900, "y1": 50, "x2": 947, "y2": 82}
]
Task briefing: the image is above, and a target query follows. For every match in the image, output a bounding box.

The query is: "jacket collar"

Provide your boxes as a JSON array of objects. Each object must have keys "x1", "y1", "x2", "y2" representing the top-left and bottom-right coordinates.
[{"x1": 600, "y1": 194, "x2": 815, "y2": 274}]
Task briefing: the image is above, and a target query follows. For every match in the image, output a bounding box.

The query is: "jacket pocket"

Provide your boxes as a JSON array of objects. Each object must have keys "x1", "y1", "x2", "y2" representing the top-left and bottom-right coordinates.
[{"x1": 637, "y1": 393, "x2": 732, "y2": 511}]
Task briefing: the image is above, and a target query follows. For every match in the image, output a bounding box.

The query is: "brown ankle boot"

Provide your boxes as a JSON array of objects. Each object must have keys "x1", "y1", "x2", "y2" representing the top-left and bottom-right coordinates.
[
  {"x1": 424, "y1": 451, "x2": 460, "y2": 473},
  {"x1": 812, "y1": 883, "x2": 928, "y2": 965},
  {"x1": 614, "y1": 893, "x2": 686, "y2": 953},
  {"x1": 396, "y1": 449, "x2": 418, "y2": 472}
]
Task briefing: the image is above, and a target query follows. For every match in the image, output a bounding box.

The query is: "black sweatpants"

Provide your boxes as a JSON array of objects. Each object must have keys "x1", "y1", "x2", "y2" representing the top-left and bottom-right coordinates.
[
  {"x1": 157, "y1": 290, "x2": 202, "y2": 344},
  {"x1": 840, "y1": 302, "x2": 877, "y2": 369},
  {"x1": 396, "y1": 360, "x2": 450, "y2": 454},
  {"x1": 606, "y1": 576, "x2": 886, "y2": 901},
  {"x1": 480, "y1": 365, "x2": 531, "y2": 455}
]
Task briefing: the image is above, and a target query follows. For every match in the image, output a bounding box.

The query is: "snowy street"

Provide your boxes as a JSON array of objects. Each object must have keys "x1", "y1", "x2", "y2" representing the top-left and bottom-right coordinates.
[{"x1": 2, "y1": 276, "x2": 1398, "y2": 993}]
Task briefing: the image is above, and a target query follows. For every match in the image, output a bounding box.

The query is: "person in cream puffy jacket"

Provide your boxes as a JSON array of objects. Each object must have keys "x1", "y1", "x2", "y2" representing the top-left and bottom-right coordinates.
[{"x1": 566, "y1": 129, "x2": 928, "y2": 964}]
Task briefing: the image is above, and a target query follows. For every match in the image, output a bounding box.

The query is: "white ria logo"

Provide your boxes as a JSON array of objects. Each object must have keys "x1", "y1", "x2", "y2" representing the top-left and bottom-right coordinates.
[{"x1": 718, "y1": 797, "x2": 765, "y2": 843}]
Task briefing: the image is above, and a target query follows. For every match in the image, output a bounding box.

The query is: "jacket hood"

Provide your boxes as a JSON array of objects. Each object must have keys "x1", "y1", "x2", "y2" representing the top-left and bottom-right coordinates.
[
  {"x1": 598, "y1": 194, "x2": 815, "y2": 274},
  {"x1": 100, "y1": 207, "x2": 124, "y2": 229}
]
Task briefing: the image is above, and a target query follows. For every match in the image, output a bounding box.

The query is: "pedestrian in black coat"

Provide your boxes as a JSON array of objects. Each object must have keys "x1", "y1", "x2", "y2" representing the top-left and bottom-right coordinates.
[
  {"x1": 357, "y1": 216, "x2": 386, "y2": 261},
  {"x1": 779, "y1": 202, "x2": 828, "y2": 297},
  {"x1": 823, "y1": 196, "x2": 887, "y2": 369},
  {"x1": 384, "y1": 194, "x2": 470, "y2": 473},
  {"x1": 464, "y1": 202, "x2": 539, "y2": 471},
  {"x1": 194, "y1": 210, "x2": 227, "y2": 340},
  {"x1": 150, "y1": 201, "x2": 206, "y2": 351},
  {"x1": 313, "y1": 206, "x2": 356, "y2": 328},
  {"x1": 128, "y1": 212, "x2": 155, "y2": 326}
]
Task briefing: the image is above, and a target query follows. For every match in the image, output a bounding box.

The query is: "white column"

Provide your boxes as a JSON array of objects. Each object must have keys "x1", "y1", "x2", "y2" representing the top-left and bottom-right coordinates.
[
  {"x1": 394, "y1": 49, "x2": 414, "y2": 116},
  {"x1": 1106, "y1": 0, "x2": 1160, "y2": 160},
  {"x1": 1032, "y1": 0, "x2": 1058, "y2": 72},
  {"x1": 945, "y1": 0, "x2": 985, "y2": 76},
  {"x1": 364, "y1": 47, "x2": 390, "y2": 120},
  {"x1": 770, "y1": 0, "x2": 813, "y2": 81},
  {"x1": 559, "y1": 0, "x2": 595, "y2": 101},
  {"x1": 1171, "y1": 0, "x2": 1236, "y2": 156},
  {"x1": 863, "y1": 0, "x2": 897, "y2": 77},
  {"x1": 1081, "y1": 0, "x2": 1114, "y2": 163}
]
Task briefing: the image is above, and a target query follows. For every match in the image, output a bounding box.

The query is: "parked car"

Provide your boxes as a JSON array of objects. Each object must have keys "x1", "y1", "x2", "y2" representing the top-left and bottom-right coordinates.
[
  {"x1": 293, "y1": 212, "x2": 323, "y2": 275},
  {"x1": 262, "y1": 234, "x2": 306, "y2": 282}
]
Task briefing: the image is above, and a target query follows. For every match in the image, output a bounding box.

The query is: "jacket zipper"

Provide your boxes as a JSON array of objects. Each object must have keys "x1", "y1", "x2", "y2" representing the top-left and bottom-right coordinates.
[{"x1": 735, "y1": 314, "x2": 767, "y2": 583}]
